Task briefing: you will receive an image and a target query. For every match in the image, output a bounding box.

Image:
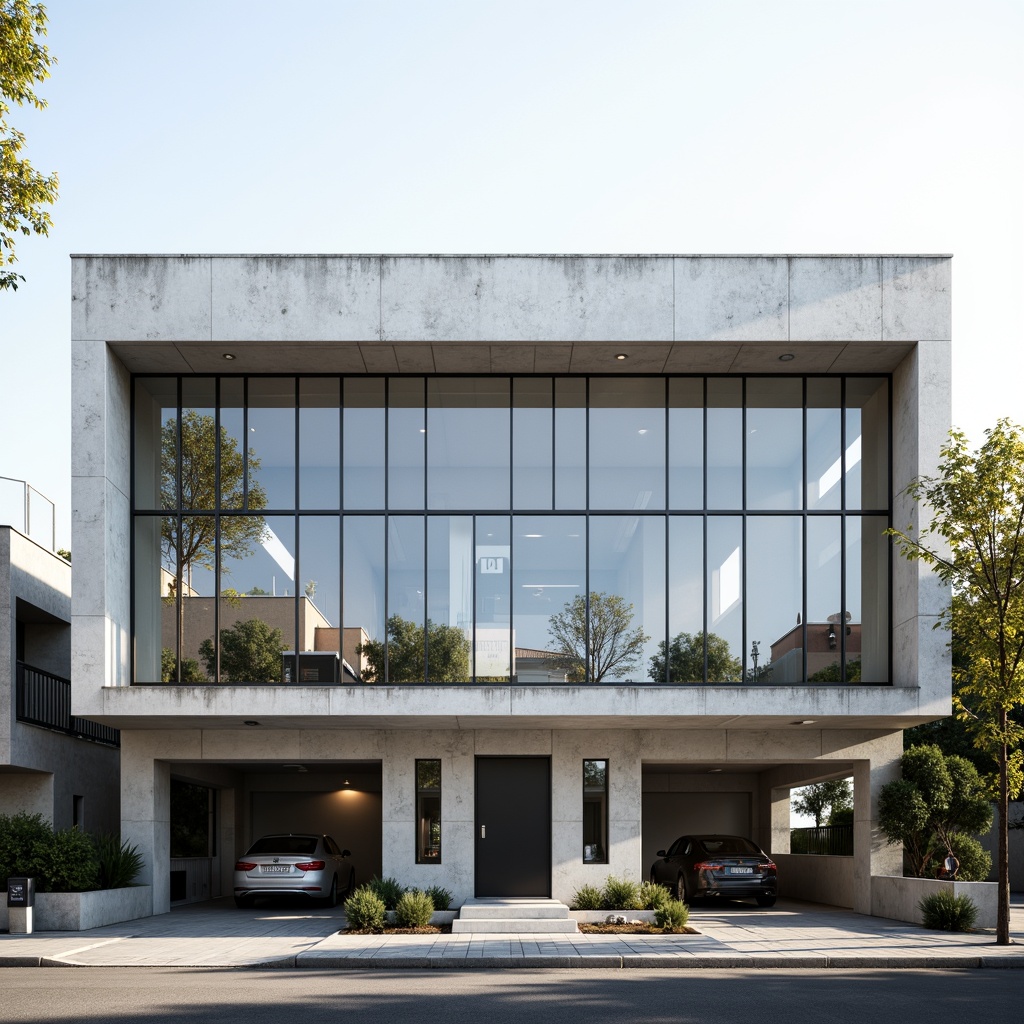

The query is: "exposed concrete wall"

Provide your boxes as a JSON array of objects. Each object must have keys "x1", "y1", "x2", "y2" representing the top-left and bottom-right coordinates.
[
  {"x1": 774, "y1": 854, "x2": 855, "y2": 909},
  {"x1": 871, "y1": 875, "x2": 997, "y2": 928}
]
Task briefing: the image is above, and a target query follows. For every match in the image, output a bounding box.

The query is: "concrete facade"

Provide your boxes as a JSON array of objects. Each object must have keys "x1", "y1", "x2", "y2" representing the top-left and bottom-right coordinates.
[{"x1": 70, "y1": 254, "x2": 952, "y2": 918}]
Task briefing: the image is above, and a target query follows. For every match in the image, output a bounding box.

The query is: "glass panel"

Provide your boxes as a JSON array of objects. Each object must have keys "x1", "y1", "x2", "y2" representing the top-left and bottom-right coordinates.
[
  {"x1": 555, "y1": 378, "x2": 586, "y2": 509},
  {"x1": 219, "y1": 378, "x2": 245, "y2": 510},
  {"x1": 806, "y1": 379, "x2": 842, "y2": 511},
  {"x1": 665, "y1": 516, "x2": 707, "y2": 683},
  {"x1": 298, "y1": 517, "x2": 340, "y2": 679},
  {"x1": 247, "y1": 378, "x2": 296, "y2": 511},
  {"x1": 583, "y1": 760, "x2": 608, "y2": 863},
  {"x1": 848, "y1": 516, "x2": 889, "y2": 683},
  {"x1": 181, "y1": 379, "x2": 217, "y2": 511},
  {"x1": 512, "y1": 516, "x2": 585, "y2": 682},
  {"x1": 386, "y1": 515, "x2": 425, "y2": 682},
  {"x1": 426, "y1": 516, "x2": 473, "y2": 682},
  {"x1": 513, "y1": 378, "x2": 553, "y2": 510},
  {"x1": 217, "y1": 515, "x2": 293, "y2": 682},
  {"x1": 344, "y1": 516, "x2": 385, "y2": 683},
  {"x1": 299, "y1": 378, "x2": 340, "y2": 510},
  {"x1": 746, "y1": 378, "x2": 802, "y2": 511},
  {"x1": 706, "y1": 516, "x2": 743, "y2": 680},
  {"x1": 135, "y1": 516, "x2": 183, "y2": 682},
  {"x1": 344, "y1": 378, "x2": 385, "y2": 509},
  {"x1": 416, "y1": 759, "x2": 442, "y2": 863},
  {"x1": 388, "y1": 378, "x2": 425, "y2": 510},
  {"x1": 747, "y1": 517, "x2": 802, "y2": 683},
  {"x1": 706, "y1": 378, "x2": 742, "y2": 510},
  {"x1": 669, "y1": 378, "x2": 703, "y2": 510},
  {"x1": 476, "y1": 515, "x2": 511, "y2": 682},
  {"x1": 846, "y1": 378, "x2": 888, "y2": 510},
  {"x1": 589, "y1": 378, "x2": 666, "y2": 511},
  {"x1": 806, "y1": 516, "x2": 842, "y2": 682},
  {"x1": 589, "y1": 516, "x2": 664, "y2": 683},
  {"x1": 134, "y1": 378, "x2": 177, "y2": 510},
  {"x1": 427, "y1": 378, "x2": 510, "y2": 510}
]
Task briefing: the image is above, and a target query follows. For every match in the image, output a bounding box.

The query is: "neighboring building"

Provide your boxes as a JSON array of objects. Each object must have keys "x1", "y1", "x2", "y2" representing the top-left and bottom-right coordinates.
[
  {"x1": 0, "y1": 518, "x2": 119, "y2": 833},
  {"x1": 71, "y1": 254, "x2": 951, "y2": 916}
]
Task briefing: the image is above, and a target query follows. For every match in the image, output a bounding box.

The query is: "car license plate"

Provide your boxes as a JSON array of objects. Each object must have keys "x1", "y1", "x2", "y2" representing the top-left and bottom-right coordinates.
[
  {"x1": 261, "y1": 865, "x2": 291, "y2": 874},
  {"x1": 729, "y1": 867, "x2": 753, "y2": 874}
]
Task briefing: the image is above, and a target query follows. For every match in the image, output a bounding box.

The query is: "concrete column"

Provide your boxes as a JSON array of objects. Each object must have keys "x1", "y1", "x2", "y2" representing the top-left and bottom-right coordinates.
[
  {"x1": 768, "y1": 787, "x2": 792, "y2": 855},
  {"x1": 853, "y1": 735, "x2": 904, "y2": 915},
  {"x1": 120, "y1": 733, "x2": 171, "y2": 915}
]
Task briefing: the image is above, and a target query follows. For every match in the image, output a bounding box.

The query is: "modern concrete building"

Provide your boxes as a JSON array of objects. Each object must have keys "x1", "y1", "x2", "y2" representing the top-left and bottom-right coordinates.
[
  {"x1": 1, "y1": 519, "x2": 119, "y2": 833},
  {"x1": 70, "y1": 254, "x2": 951, "y2": 916}
]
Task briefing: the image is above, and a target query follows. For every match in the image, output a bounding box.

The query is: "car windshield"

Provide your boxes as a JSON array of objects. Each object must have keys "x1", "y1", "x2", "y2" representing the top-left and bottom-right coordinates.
[
  {"x1": 246, "y1": 836, "x2": 318, "y2": 855},
  {"x1": 698, "y1": 837, "x2": 760, "y2": 856}
]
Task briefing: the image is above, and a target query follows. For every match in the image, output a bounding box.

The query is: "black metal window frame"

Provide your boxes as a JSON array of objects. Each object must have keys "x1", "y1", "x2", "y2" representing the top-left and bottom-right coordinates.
[{"x1": 131, "y1": 372, "x2": 892, "y2": 687}]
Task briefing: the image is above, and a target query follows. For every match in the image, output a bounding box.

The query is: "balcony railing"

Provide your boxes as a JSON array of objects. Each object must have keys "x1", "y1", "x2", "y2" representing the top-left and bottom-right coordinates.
[
  {"x1": 789, "y1": 824, "x2": 853, "y2": 856},
  {"x1": 15, "y1": 662, "x2": 120, "y2": 747}
]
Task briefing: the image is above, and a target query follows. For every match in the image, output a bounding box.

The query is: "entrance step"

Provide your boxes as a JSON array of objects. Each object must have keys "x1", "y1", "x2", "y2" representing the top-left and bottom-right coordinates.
[{"x1": 452, "y1": 898, "x2": 579, "y2": 933}]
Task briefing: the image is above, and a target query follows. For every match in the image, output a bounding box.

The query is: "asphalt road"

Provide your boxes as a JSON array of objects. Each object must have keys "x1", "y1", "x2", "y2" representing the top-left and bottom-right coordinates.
[{"x1": 1, "y1": 967, "x2": 1018, "y2": 1024}]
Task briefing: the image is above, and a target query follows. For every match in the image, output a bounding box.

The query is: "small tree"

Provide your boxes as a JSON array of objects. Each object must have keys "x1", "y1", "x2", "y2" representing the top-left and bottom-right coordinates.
[
  {"x1": 547, "y1": 591, "x2": 649, "y2": 683},
  {"x1": 161, "y1": 647, "x2": 206, "y2": 683},
  {"x1": 357, "y1": 615, "x2": 471, "y2": 683},
  {"x1": 878, "y1": 744, "x2": 993, "y2": 879},
  {"x1": 791, "y1": 779, "x2": 853, "y2": 828},
  {"x1": 648, "y1": 631, "x2": 741, "y2": 683},
  {"x1": 199, "y1": 618, "x2": 285, "y2": 683},
  {"x1": 888, "y1": 420, "x2": 1024, "y2": 942}
]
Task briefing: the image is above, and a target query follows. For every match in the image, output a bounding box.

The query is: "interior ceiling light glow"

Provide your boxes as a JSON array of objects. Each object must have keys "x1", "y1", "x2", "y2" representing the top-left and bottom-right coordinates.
[
  {"x1": 615, "y1": 353, "x2": 628, "y2": 360},
  {"x1": 222, "y1": 352, "x2": 236, "y2": 360}
]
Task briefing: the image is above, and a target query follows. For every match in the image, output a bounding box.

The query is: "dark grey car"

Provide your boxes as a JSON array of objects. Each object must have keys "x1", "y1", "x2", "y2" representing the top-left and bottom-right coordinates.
[
  {"x1": 650, "y1": 834, "x2": 777, "y2": 907},
  {"x1": 233, "y1": 834, "x2": 354, "y2": 908}
]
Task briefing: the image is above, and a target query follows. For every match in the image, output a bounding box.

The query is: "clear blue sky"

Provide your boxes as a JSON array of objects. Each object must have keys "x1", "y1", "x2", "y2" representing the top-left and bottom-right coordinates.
[{"x1": 2, "y1": 0, "x2": 1022, "y2": 548}]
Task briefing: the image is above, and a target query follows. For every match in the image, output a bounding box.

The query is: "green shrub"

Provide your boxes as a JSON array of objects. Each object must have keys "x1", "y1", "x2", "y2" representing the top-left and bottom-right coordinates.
[
  {"x1": 344, "y1": 886, "x2": 387, "y2": 931},
  {"x1": 601, "y1": 876, "x2": 643, "y2": 911},
  {"x1": 570, "y1": 884, "x2": 604, "y2": 910},
  {"x1": 639, "y1": 880, "x2": 670, "y2": 911},
  {"x1": 424, "y1": 885, "x2": 453, "y2": 911},
  {"x1": 365, "y1": 875, "x2": 406, "y2": 910},
  {"x1": 0, "y1": 812, "x2": 52, "y2": 884},
  {"x1": 918, "y1": 890, "x2": 978, "y2": 932},
  {"x1": 93, "y1": 834, "x2": 144, "y2": 889},
  {"x1": 944, "y1": 832, "x2": 992, "y2": 882},
  {"x1": 394, "y1": 889, "x2": 434, "y2": 928},
  {"x1": 655, "y1": 899, "x2": 690, "y2": 933},
  {"x1": 29, "y1": 826, "x2": 98, "y2": 892}
]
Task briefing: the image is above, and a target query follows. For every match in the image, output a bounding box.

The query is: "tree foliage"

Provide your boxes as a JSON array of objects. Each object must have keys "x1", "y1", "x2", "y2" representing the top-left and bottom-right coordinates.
[
  {"x1": 648, "y1": 631, "x2": 741, "y2": 683},
  {"x1": 547, "y1": 591, "x2": 648, "y2": 683},
  {"x1": 888, "y1": 420, "x2": 1024, "y2": 942},
  {"x1": 1, "y1": 1, "x2": 59, "y2": 291},
  {"x1": 199, "y1": 617, "x2": 284, "y2": 683},
  {"x1": 878, "y1": 744, "x2": 993, "y2": 879},
  {"x1": 357, "y1": 615, "x2": 471, "y2": 683},
  {"x1": 791, "y1": 779, "x2": 853, "y2": 828},
  {"x1": 161, "y1": 647, "x2": 206, "y2": 683}
]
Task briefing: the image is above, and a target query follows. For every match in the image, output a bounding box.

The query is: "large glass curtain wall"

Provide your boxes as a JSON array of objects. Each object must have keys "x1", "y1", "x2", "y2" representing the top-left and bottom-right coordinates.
[{"x1": 134, "y1": 376, "x2": 889, "y2": 686}]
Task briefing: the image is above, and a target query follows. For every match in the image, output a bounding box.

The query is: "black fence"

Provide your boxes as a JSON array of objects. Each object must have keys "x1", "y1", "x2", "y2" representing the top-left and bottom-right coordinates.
[
  {"x1": 790, "y1": 824, "x2": 853, "y2": 856},
  {"x1": 15, "y1": 662, "x2": 120, "y2": 747}
]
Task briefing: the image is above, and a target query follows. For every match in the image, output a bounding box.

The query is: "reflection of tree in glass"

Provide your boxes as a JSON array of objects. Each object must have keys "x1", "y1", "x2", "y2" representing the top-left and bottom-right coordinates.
[
  {"x1": 417, "y1": 760, "x2": 441, "y2": 789},
  {"x1": 199, "y1": 618, "x2": 284, "y2": 683},
  {"x1": 547, "y1": 592, "x2": 648, "y2": 683},
  {"x1": 161, "y1": 647, "x2": 207, "y2": 683},
  {"x1": 583, "y1": 760, "x2": 607, "y2": 788},
  {"x1": 808, "y1": 659, "x2": 861, "y2": 683},
  {"x1": 357, "y1": 615, "x2": 471, "y2": 683},
  {"x1": 648, "y1": 631, "x2": 741, "y2": 683},
  {"x1": 161, "y1": 411, "x2": 268, "y2": 681}
]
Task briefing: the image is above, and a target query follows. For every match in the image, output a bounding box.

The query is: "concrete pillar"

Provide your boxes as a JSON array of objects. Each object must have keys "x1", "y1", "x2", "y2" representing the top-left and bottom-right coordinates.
[
  {"x1": 768, "y1": 787, "x2": 792, "y2": 855},
  {"x1": 853, "y1": 734, "x2": 904, "y2": 915},
  {"x1": 120, "y1": 733, "x2": 171, "y2": 915}
]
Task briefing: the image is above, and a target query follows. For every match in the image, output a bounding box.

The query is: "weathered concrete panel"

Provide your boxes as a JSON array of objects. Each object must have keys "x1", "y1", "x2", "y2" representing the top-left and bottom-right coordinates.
[
  {"x1": 674, "y1": 257, "x2": 789, "y2": 341},
  {"x1": 789, "y1": 257, "x2": 882, "y2": 341},
  {"x1": 882, "y1": 257, "x2": 952, "y2": 341}
]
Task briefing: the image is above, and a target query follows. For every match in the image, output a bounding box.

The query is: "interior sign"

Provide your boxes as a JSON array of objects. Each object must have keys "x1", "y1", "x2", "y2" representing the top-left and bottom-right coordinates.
[{"x1": 480, "y1": 557, "x2": 504, "y2": 574}]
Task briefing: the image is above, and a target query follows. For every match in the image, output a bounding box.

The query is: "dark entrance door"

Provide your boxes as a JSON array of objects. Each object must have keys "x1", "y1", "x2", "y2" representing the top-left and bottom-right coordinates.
[{"x1": 475, "y1": 756, "x2": 551, "y2": 897}]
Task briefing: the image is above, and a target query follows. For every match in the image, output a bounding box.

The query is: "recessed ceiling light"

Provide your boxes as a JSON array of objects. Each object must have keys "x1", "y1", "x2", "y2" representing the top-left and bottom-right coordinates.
[
  {"x1": 222, "y1": 352, "x2": 236, "y2": 360},
  {"x1": 244, "y1": 720, "x2": 260, "y2": 726},
  {"x1": 615, "y1": 353, "x2": 628, "y2": 360},
  {"x1": 778, "y1": 353, "x2": 795, "y2": 362},
  {"x1": 707, "y1": 768, "x2": 723, "y2": 774},
  {"x1": 523, "y1": 533, "x2": 542, "y2": 538},
  {"x1": 793, "y1": 719, "x2": 816, "y2": 725},
  {"x1": 638, "y1": 428, "x2": 648, "y2": 435}
]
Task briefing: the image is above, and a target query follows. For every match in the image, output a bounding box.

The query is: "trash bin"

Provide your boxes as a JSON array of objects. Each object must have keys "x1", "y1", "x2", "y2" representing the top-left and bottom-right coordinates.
[{"x1": 7, "y1": 876, "x2": 36, "y2": 934}]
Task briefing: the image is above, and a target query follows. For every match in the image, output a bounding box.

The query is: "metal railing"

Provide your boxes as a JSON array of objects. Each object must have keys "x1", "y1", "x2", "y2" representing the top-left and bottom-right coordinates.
[
  {"x1": 15, "y1": 662, "x2": 120, "y2": 747},
  {"x1": 789, "y1": 824, "x2": 853, "y2": 856},
  {"x1": 0, "y1": 476, "x2": 56, "y2": 551}
]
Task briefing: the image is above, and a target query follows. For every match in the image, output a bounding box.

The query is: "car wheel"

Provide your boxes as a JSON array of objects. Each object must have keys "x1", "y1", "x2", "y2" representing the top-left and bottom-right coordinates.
[
  {"x1": 234, "y1": 895, "x2": 254, "y2": 909},
  {"x1": 675, "y1": 875, "x2": 687, "y2": 903},
  {"x1": 324, "y1": 876, "x2": 338, "y2": 908},
  {"x1": 756, "y1": 895, "x2": 777, "y2": 908}
]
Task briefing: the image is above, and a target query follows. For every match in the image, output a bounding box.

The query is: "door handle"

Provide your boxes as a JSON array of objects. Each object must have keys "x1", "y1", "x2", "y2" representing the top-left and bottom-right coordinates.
[{"x1": 480, "y1": 825, "x2": 486, "y2": 839}]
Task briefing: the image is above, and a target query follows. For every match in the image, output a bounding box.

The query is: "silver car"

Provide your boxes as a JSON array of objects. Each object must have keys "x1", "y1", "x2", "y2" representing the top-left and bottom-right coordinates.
[{"x1": 233, "y1": 834, "x2": 354, "y2": 908}]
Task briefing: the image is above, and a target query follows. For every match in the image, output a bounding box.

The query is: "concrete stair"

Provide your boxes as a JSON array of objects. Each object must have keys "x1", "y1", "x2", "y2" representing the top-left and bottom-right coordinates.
[{"x1": 452, "y1": 898, "x2": 579, "y2": 934}]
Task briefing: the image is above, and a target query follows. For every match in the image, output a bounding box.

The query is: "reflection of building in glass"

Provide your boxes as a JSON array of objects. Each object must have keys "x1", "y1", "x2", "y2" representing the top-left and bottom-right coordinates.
[{"x1": 769, "y1": 619, "x2": 862, "y2": 684}]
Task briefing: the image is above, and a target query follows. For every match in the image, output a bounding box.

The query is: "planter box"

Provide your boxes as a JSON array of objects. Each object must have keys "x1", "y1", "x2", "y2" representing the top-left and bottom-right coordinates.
[
  {"x1": 570, "y1": 910, "x2": 657, "y2": 923},
  {"x1": 382, "y1": 910, "x2": 457, "y2": 926},
  {"x1": 871, "y1": 875, "x2": 996, "y2": 929},
  {"x1": 0, "y1": 886, "x2": 152, "y2": 932}
]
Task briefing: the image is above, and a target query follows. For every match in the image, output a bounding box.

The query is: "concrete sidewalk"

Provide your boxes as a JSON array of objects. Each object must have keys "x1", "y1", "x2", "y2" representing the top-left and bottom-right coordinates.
[{"x1": 1, "y1": 897, "x2": 1022, "y2": 970}]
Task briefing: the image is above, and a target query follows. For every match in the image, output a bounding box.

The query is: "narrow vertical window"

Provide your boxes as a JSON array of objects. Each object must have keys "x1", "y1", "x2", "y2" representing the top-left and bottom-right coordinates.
[
  {"x1": 416, "y1": 759, "x2": 442, "y2": 862},
  {"x1": 583, "y1": 760, "x2": 608, "y2": 863}
]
